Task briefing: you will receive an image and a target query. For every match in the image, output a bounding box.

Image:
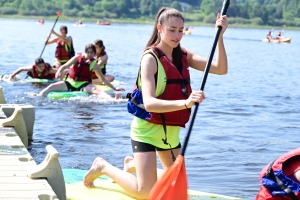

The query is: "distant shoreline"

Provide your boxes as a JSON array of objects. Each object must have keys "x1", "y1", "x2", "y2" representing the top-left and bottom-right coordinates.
[{"x1": 1, "y1": 14, "x2": 300, "y2": 30}]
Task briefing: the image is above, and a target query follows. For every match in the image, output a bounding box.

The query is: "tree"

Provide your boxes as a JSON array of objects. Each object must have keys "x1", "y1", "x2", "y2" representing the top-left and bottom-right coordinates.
[
  {"x1": 170, "y1": 1, "x2": 181, "y2": 11},
  {"x1": 19, "y1": 0, "x2": 35, "y2": 12},
  {"x1": 94, "y1": 1, "x2": 103, "y2": 13},
  {"x1": 154, "y1": 0, "x2": 163, "y2": 11},
  {"x1": 116, "y1": 0, "x2": 129, "y2": 17},
  {"x1": 185, "y1": 5, "x2": 193, "y2": 13},
  {"x1": 296, "y1": 2, "x2": 300, "y2": 17},
  {"x1": 131, "y1": 0, "x2": 139, "y2": 9},
  {"x1": 0, "y1": 0, "x2": 299, "y2": 27},
  {"x1": 140, "y1": 0, "x2": 149, "y2": 15},
  {"x1": 102, "y1": 0, "x2": 117, "y2": 12},
  {"x1": 181, "y1": 0, "x2": 201, "y2": 6},
  {"x1": 200, "y1": 0, "x2": 214, "y2": 15}
]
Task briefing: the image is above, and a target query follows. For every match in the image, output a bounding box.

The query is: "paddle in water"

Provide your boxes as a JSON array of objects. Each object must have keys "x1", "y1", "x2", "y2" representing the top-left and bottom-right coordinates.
[
  {"x1": 148, "y1": 0, "x2": 230, "y2": 199},
  {"x1": 39, "y1": 12, "x2": 62, "y2": 58}
]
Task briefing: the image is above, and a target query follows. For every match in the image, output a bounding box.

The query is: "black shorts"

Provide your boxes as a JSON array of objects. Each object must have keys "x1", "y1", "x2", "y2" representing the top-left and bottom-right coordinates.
[
  {"x1": 65, "y1": 81, "x2": 89, "y2": 92},
  {"x1": 131, "y1": 139, "x2": 181, "y2": 153},
  {"x1": 59, "y1": 61, "x2": 68, "y2": 65},
  {"x1": 101, "y1": 67, "x2": 106, "y2": 75}
]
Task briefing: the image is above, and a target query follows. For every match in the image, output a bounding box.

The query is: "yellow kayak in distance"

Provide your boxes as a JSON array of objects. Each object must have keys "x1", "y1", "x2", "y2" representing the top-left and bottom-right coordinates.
[
  {"x1": 262, "y1": 38, "x2": 291, "y2": 43},
  {"x1": 183, "y1": 30, "x2": 191, "y2": 35}
]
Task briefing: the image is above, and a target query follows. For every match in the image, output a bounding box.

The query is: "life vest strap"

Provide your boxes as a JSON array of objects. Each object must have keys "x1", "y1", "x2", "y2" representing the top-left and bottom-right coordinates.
[
  {"x1": 166, "y1": 79, "x2": 190, "y2": 97},
  {"x1": 166, "y1": 79, "x2": 190, "y2": 84},
  {"x1": 160, "y1": 113, "x2": 176, "y2": 162},
  {"x1": 266, "y1": 160, "x2": 298, "y2": 200},
  {"x1": 135, "y1": 51, "x2": 158, "y2": 86},
  {"x1": 151, "y1": 46, "x2": 187, "y2": 58},
  {"x1": 127, "y1": 94, "x2": 145, "y2": 110}
]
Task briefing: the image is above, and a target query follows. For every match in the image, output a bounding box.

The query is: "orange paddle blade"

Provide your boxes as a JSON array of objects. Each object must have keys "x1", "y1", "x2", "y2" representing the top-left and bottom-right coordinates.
[
  {"x1": 56, "y1": 12, "x2": 62, "y2": 17},
  {"x1": 148, "y1": 155, "x2": 188, "y2": 200}
]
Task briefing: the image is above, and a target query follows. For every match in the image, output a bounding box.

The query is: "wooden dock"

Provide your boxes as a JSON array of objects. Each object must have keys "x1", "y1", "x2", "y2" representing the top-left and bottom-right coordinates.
[{"x1": 0, "y1": 86, "x2": 65, "y2": 200}]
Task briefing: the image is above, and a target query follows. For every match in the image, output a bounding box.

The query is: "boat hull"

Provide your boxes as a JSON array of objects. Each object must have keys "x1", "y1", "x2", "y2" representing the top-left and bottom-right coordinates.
[{"x1": 262, "y1": 38, "x2": 291, "y2": 43}]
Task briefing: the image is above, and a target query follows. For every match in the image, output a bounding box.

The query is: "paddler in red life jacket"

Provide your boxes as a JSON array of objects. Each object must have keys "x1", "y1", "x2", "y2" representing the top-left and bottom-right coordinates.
[
  {"x1": 37, "y1": 43, "x2": 125, "y2": 97},
  {"x1": 9, "y1": 58, "x2": 57, "y2": 81},
  {"x1": 45, "y1": 25, "x2": 74, "y2": 69},
  {"x1": 91, "y1": 39, "x2": 115, "y2": 84},
  {"x1": 256, "y1": 148, "x2": 300, "y2": 200},
  {"x1": 83, "y1": 7, "x2": 228, "y2": 199}
]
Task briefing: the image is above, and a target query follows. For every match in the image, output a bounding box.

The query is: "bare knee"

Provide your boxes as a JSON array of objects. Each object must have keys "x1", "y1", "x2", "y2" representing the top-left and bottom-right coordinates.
[{"x1": 135, "y1": 187, "x2": 151, "y2": 200}]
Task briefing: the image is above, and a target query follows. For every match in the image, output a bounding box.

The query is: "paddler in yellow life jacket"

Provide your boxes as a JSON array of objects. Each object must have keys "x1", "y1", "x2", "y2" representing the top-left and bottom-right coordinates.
[
  {"x1": 37, "y1": 44, "x2": 125, "y2": 97},
  {"x1": 45, "y1": 25, "x2": 74, "y2": 69},
  {"x1": 91, "y1": 39, "x2": 115, "y2": 84}
]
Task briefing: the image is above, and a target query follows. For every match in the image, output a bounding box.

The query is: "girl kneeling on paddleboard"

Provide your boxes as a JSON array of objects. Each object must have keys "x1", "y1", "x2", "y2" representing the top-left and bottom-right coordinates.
[
  {"x1": 83, "y1": 7, "x2": 228, "y2": 199},
  {"x1": 37, "y1": 44, "x2": 124, "y2": 97},
  {"x1": 91, "y1": 39, "x2": 115, "y2": 84},
  {"x1": 9, "y1": 58, "x2": 56, "y2": 81}
]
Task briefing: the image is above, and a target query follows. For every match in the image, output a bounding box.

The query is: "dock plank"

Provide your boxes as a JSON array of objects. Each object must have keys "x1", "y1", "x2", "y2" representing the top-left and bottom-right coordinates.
[{"x1": 0, "y1": 106, "x2": 58, "y2": 199}]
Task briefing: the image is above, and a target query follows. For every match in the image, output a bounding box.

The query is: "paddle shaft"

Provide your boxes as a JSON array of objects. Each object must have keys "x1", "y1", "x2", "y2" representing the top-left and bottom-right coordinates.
[
  {"x1": 180, "y1": 0, "x2": 230, "y2": 157},
  {"x1": 39, "y1": 15, "x2": 60, "y2": 58}
]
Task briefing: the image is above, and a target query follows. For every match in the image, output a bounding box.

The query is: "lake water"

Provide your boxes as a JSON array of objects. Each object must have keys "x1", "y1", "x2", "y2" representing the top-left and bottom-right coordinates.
[{"x1": 0, "y1": 18, "x2": 299, "y2": 199}]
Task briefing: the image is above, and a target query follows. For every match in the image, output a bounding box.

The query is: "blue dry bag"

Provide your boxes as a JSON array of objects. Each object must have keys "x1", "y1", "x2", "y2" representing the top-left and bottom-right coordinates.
[{"x1": 126, "y1": 88, "x2": 151, "y2": 120}]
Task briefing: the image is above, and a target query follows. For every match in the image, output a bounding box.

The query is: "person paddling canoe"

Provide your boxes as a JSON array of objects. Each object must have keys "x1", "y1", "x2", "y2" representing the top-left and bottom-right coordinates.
[
  {"x1": 276, "y1": 31, "x2": 283, "y2": 41},
  {"x1": 83, "y1": 7, "x2": 228, "y2": 199},
  {"x1": 37, "y1": 43, "x2": 124, "y2": 97},
  {"x1": 267, "y1": 31, "x2": 273, "y2": 40}
]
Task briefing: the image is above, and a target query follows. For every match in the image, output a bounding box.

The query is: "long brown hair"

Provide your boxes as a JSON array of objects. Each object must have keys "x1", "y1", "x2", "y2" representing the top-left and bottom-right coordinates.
[
  {"x1": 85, "y1": 43, "x2": 96, "y2": 54},
  {"x1": 35, "y1": 58, "x2": 45, "y2": 65},
  {"x1": 94, "y1": 39, "x2": 105, "y2": 55},
  {"x1": 146, "y1": 7, "x2": 185, "y2": 73},
  {"x1": 60, "y1": 25, "x2": 68, "y2": 34}
]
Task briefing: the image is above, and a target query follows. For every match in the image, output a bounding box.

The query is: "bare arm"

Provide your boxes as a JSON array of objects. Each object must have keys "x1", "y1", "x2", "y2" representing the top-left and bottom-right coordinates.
[
  {"x1": 141, "y1": 54, "x2": 205, "y2": 112},
  {"x1": 49, "y1": 68, "x2": 57, "y2": 74},
  {"x1": 55, "y1": 56, "x2": 78, "y2": 78},
  {"x1": 97, "y1": 54, "x2": 108, "y2": 66},
  {"x1": 187, "y1": 14, "x2": 228, "y2": 75},
  {"x1": 9, "y1": 66, "x2": 32, "y2": 80},
  {"x1": 46, "y1": 37, "x2": 58, "y2": 45},
  {"x1": 93, "y1": 64, "x2": 119, "y2": 90},
  {"x1": 51, "y1": 30, "x2": 72, "y2": 45}
]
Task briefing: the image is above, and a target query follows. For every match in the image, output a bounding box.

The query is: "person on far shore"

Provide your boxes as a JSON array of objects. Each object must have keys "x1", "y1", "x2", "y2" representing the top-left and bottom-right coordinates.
[
  {"x1": 37, "y1": 43, "x2": 124, "y2": 97},
  {"x1": 83, "y1": 7, "x2": 228, "y2": 199},
  {"x1": 45, "y1": 25, "x2": 74, "y2": 69},
  {"x1": 91, "y1": 39, "x2": 114, "y2": 84}
]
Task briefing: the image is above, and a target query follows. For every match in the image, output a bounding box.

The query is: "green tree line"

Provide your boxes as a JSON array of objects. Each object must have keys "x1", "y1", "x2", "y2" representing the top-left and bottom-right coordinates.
[{"x1": 0, "y1": 0, "x2": 299, "y2": 26}]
